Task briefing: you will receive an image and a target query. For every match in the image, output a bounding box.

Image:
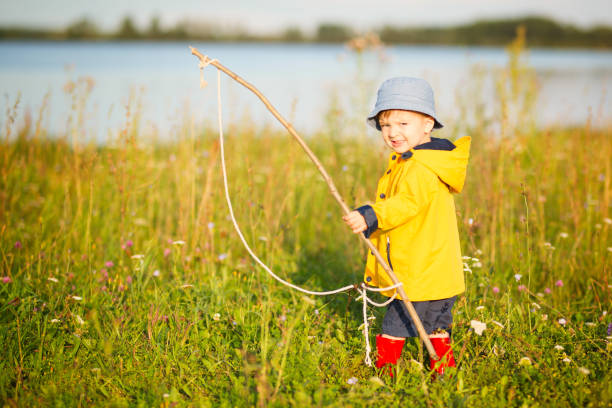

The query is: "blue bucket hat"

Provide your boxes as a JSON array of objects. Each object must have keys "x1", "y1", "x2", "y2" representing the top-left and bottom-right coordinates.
[{"x1": 367, "y1": 77, "x2": 443, "y2": 130}]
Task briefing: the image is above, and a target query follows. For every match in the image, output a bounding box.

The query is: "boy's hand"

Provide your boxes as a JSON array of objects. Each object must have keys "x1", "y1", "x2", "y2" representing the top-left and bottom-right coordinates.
[{"x1": 343, "y1": 211, "x2": 367, "y2": 234}]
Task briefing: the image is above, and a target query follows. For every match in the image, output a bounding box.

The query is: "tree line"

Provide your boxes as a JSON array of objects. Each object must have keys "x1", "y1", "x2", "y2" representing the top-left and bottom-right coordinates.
[{"x1": 1, "y1": 15, "x2": 611, "y2": 48}]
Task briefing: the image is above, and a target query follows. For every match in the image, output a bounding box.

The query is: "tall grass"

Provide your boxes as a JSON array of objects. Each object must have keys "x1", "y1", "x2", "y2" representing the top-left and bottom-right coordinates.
[{"x1": 0, "y1": 35, "x2": 610, "y2": 406}]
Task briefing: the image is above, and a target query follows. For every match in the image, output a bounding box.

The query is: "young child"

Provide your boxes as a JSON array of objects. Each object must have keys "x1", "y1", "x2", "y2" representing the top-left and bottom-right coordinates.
[{"x1": 342, "y1": 77, "x2": 470, "y2": 376}]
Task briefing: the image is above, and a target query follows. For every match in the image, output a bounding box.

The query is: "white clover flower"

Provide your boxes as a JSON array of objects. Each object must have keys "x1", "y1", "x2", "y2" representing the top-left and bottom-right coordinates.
[
  {"x1": 558, "y1": 318, "x2": 567, "y2": 326},
  {"x1": 212, "y1": 313, "x2": 221, "y2": 321},
  {"x1": 475, "y1": 249, "x2": 483, "y2": 256},
  {"x1": 514, "y1": 274, "x2": 522, "y2": 282},
  {"x1": 259, "y1": 236, "x2": 268, "y2": 241},
  {"x1": 475, "y1": 305, "x2": 485, "y2": 311},
  {"x1": 163, "y1": 393, "x2": 170, "y2": 398},
  {"x1": 531, "y1": 302, "x2": 541, "y2": 310},
  {"x1": 72, "y1": 296, "x2": 82, "y2": 301},
  {"x1": 470, "y1": 320, "x2": 487, "y2": 335},
  {"x1": 50, "y1": 318, "x2": 61, "y2": 323},
  {"x1": 207, "y1": 222, "x2": 215, "y2": 230},
  {"x1": 74, "y1": 314, "x2": 85, "y2": 325},
  {"x1": 541, "y1": 314, "x2": 548, "y2": 321},
  {"x1": 554, "y1": 345, "x2": 564, "y2": 351},
  {"x1": 153, "y1": 269, "x2": 160, "y2": 277},
  {"x1": 559, "y1": 232, "x2": 569, "y2": 239},
  {"x1": 578, "y1": 367, "x2": 590, "y2": 375},
  {"x1": 518, "y1": 357, "x2": 532, "y2": 366},
  {"x1": 218, "y1": 253, "x2": 228, "y2": 261},
  {"x1": 604, "y1": 218, "x2": 612, "y2": 225},
  {"x1": 172, "y1": 240, "x2": 186, "y2": 246},
  {"x1": 131, "y1": 254, "x2": 144, "y2": 260},
  {"x1": 473, "y1": 262, "x2": 483, "y2": 268},
  {"x1": 562, "y1": 357, "x2": 571, "y2": 363},
  {"x1": 462, "y1": 255, "x2": 471, "y2": 260},
  {"x1": 347, "y1": 377, "x2": 358, "y2": 385},
  {"x1": 48, "y1": 277, "x2": 59, "y2": 283},
  {"x1": 468, "y1": 218, "x2": 474, "y2": 226},
  {"x1": 585, "y1": 322, "x2": 596, "y2": 327}
]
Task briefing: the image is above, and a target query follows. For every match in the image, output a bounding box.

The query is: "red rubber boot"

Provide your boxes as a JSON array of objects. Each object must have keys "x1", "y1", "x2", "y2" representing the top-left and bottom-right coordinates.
[
  {"x1": 429, "y1": 332, "x2": 456, "y2": 376},
  {"x1": 375, "y1": 334, "x2": 405, "y2": 377}
]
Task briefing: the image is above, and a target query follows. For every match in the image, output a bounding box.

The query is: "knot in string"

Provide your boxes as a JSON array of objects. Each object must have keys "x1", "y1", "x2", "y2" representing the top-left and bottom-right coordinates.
[{"x1": 199, "y1": 56, "x2": 218, "y2": 88}]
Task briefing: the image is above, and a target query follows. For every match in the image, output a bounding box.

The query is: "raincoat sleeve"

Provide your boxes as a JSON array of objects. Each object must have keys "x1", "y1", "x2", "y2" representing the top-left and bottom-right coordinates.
[{"x1": 370, "y1": 164, "x2": 437, "y2": 231}]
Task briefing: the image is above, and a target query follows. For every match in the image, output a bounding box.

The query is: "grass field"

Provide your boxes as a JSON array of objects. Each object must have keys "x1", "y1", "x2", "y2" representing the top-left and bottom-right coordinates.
[{"x1": 1, "y1": 36, "x2": 611, "y2": 407}]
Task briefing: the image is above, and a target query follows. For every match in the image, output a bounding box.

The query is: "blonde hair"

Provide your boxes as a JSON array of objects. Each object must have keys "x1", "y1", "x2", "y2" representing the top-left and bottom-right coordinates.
[{"x1": 377, "y1": 109, "x2": 433, "y2": 125}]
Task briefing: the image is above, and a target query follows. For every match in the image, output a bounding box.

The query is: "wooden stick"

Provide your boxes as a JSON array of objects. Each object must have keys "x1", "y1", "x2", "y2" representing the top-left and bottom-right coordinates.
[{"x1": 190, "y1": 46, "x2": 438, "y2": 360}]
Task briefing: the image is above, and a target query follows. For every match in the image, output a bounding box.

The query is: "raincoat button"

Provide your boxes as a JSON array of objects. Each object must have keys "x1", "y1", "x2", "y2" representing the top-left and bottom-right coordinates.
[
  {"x1": 386, "y1": 169, "x2": 391, "y2": 174},
  {"x1": 380, "y1": 193, "x2": 386, "y2": 199},
  {"x1": 392, "y1": 155, "x2": 396, "y2": 160},
  {"x1": 366, "y1": 276, "x2": 372, "y2": 282}
]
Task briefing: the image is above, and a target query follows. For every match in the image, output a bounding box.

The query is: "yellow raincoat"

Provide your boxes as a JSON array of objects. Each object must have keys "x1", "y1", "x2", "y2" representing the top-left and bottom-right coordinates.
[{"x1": 362, "y1": 136, "x2": 471, "y2": 301}]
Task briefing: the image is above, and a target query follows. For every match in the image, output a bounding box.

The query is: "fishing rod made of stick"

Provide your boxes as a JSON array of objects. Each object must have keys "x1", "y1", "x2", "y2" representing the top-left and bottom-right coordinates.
[{"x1": 190, "y1": 46, "x2": 438, "y2": 360}]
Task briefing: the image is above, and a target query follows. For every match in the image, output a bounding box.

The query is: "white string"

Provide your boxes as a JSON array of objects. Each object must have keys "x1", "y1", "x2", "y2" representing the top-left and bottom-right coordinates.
[{"x1": 212, "y1": 67, "x2": 402, "y2": 366}]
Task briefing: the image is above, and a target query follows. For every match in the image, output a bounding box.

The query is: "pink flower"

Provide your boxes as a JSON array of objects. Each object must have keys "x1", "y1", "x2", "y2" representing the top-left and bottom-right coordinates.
[
  {"x1": 517, "y1": 284, "x2": 527, "y2": 292},
  {"x1": 544, "y1": 287, "x2": 552, "y2": 294},
  {"x1": 2, "y1": 276, "x2": 11, "y2": 284},
  {"x1": 126, "y1": 275, "x2": 133, "y2": 284},
  {"x1": 164, "y1": 248, "x2": 171, "y2": 257},
  {"x1": 14, "y1": 241, "x2": 22, "y2": 249},
  {"x1": 105, "y1": 261, "x2": 114, "y2": 268},
  {"x1": 492, "y1": 286, "x2": 500, "y2": 294},
  {"x1": 125, "y1": 240, "x2": 133, "y2": 248},
  {"x1": 555, "y1": 280, "x2": 564, "y2": 287}
]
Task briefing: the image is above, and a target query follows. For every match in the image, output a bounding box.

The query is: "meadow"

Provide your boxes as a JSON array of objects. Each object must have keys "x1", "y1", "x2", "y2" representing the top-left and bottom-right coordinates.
[{"x1": 0, "y1": 35, "x2": 611, "y2": 407}]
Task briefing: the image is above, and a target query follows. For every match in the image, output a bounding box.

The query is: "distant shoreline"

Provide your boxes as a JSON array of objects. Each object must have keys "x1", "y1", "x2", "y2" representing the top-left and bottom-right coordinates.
[{"x1": 1, "y1": 15, "x2": 611, "y2": 49}]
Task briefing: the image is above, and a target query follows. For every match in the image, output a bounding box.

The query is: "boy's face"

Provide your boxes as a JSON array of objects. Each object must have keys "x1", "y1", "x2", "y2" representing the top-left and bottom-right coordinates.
[{"x1": 378, "y1": 110, "x2": 434, "y2": 154}]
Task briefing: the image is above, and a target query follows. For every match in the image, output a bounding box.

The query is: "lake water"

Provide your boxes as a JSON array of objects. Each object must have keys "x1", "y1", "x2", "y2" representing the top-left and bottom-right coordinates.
[{"x1": 1, "y1": 41, "x2": 611, "y2": 142}]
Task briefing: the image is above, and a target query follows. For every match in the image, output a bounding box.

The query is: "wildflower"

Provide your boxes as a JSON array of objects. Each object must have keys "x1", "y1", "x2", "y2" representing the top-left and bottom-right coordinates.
[
  {"x1": 314, "y1": 309, "x2": 320, "y2": 315},
  {"x1": 518, "y1": 357, "x2": 532, "y2": 366},
  {"x1": 104, "y1": 261, "x2": 114, "y2": 268},
  {"x1": 542, "y1": 314, "x2": 548, "y2": 321},
  {"x1": 122, "y1": 240, "x2": 134, "y2": 250},
  {"x1": 536, "y1": 292, "x2": 544, "y2": 297},
  {"x1": 153, "y1": 270, "x2": 160, "y2": 277},
  {"x1": 232, "y1": 320, "x2": 237, "y2": 326},
  {"x1": 131, "y1": 254, "x2": 144, "y2": 260},
  {"x1": 50, "y1": 319, "x2": 61, "y2": 323},
  {"x1": 212, "y1": 313, "x2": 220, "y2": 321},
  {"x1": 75, "y1": 314, "x2": 85, "y2": 325},
  {"x1": 531, "y1": 302, "x2": 541, "y2": 310},
  {"x1": 514, "y1": 274, "x2": 522, "y2": 282},
  {"x1": 559, "y1": 232, "x2": 569, "y2": 239},
  {"x1": 517, "y1": 284, "x2": 526, "y2": 292},
  {"x1": 2, "y1": 276, "x2": 11, "y2": 284},
  {"x1": 126, "y1": 276, "x2": 132, "y2": 284},
  {"x1": 585, "y1": 322, "x2": 595, "y2": 327},
  {"x1": 163, "y1": 393, "x2": 170, "y2": 398},
  {"x1": 181, "y1": 284, "x2": 193, "y2": 289},
  {"x1": 475, "y1": 306, "x2": 485, "y2": 311},
  {"x1": 259, "y1": 236, "x2": 268, "y2": 241},
  {"x1": 468, "y1": 218, "x2": 474, "y2": 226},
  {"x1": 218, "y1": 253, "x2": 228, "y2": 261},
  {"x1": 470, "y1": 320, "x2": 487, "y2": 335},
  {"x1": 72, "y1": 296, "x2": 82, "y2": 301},
  {"x1": 475, "y1": 249, "x2": 483, "y2": 256},
  {"x1": 607, "y1": 247, "x2": 612, "y2": 253},
  {"x1": 578, "y1": 367, "x2": 590, "y2": 375},
  {"x1": 14, "y1": 241, "x2": 22, "y2": 249},
  {"x1": 491, "y1": 320, "x2": 504, "y2": 329},
  {"x1": 172, "y1": 240, "x2": 185, "y2": 246},
  {"x1": 558, "y1": 318, "x2": 567, "y2": 326},
  {"x1": 543, "y1": 242, "x2": 555, "y2": 250},
  {"x1": 608, "y1": 322, "x2": 612, "y2": 336},
  {"x1": 163, "y1": 248, "x2": 171, "y2": 257},
  {"x1": 492, "y1": 286, "x2": 500, "y2": 294},
  {"x1": 555, "y1": 280, "x2": 564, "y2": 287},
  {"x1": 347, "y1": 377, "x2": 358, "y2": 385},
  {"x1": 48, "y1": 277, "x2": 59, "y2": 283},
  {"x1": 554, "y1": 345, "x2": 564, "y2": 351},
  {"x1": 544, "y1": 287, "x2": 552, "y2": 294},
  {"x1": 473, "y1": 261, "x2": 482, "y2": 268},
  {"x1": 207, "y1": 222, "x2": 215, "y2": 230},
  {"x1": 342, "y1": 165, "x2": 349, "y2": 172},
  {"x1": 562, "y1": 357, "x2": 571, "y2": 363},
  {"x1": 595, "y1": 223, "x2": 602, "y2": 229},
  {"x1": 604, "y1": 218, "x2": 612, "y2": 225},
  {"x1": 279, "y1": 314, "x2": 286, "y2": 322}
]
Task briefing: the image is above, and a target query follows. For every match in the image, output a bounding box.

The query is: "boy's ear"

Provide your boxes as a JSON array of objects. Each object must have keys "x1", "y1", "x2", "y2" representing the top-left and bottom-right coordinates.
[{"x1": 424, "y1": 116, "x2": 434, "y2": 133}]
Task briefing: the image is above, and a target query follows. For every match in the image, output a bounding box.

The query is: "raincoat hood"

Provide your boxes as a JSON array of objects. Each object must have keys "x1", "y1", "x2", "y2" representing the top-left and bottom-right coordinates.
[{"x1": 411, "y1": 136, "x2": 471, "y2": 193}]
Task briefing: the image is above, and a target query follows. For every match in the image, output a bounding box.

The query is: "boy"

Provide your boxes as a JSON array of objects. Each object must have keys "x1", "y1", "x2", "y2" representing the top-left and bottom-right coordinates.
[{"x1": 343, "y1": 77, "x2": 470, "y2": 376}]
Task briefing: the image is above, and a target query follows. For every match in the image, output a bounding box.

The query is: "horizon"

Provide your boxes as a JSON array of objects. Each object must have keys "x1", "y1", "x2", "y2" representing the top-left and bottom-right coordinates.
[{"x1": 1, "y1": 0, "x2": 611, "y2": 35}]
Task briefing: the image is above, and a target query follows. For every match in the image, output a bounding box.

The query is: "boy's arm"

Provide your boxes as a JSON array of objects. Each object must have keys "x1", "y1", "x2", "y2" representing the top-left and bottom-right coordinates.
[{"x1": 362, "y1": 164, "x2": 438, "y2": 233}]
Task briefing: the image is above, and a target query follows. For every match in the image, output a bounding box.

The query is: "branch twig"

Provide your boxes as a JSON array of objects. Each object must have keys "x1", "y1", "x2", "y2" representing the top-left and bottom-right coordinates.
[{"x1": 190, "y1": 46, "x2": 438, "y2": 359}]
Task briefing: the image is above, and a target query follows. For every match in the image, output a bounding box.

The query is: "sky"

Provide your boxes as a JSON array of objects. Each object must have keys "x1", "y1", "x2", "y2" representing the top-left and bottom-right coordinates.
[{"x1": 1, "y1": 0, "x2": 611, "y2": 34}]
